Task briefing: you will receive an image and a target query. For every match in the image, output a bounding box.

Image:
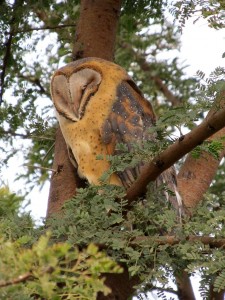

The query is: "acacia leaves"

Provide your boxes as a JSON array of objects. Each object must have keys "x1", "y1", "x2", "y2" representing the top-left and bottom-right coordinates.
[{"x1": 0, "y1": 232, "x2": 121, "y2": 299}]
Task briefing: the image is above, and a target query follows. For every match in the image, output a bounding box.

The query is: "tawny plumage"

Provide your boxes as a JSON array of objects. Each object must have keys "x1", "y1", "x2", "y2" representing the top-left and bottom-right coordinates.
[{"x1": 51, "y1": 57, "x2": 182, "y2": 213}]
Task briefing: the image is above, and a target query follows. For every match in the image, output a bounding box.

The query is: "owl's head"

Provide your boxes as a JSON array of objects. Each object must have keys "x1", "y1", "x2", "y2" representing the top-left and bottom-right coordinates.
[{"x1": 50, "y1": 57, "x2": 132, "y2": 122}]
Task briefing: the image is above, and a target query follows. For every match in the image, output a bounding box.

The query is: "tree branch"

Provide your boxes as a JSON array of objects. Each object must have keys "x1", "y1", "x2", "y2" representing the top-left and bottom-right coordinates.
[
  {"x1": 150, "y1": 286, "x2": 178, "y2": 296},
  {"x1": 209, "y1": 285, "x2": 225, "y2": 300},
  {"x1": 0, "y1": 129, "x2": 54, "y2": 141},
  {"x1": 18, "y1": 74, "x2": 50, "y2": 96},
  {"x1": 0, "y1": 0, "x2": 22, "y2": 105},
  {"x1": 132, "y1": 235, "x2": 225, "y2": 248},
  {"x1": 7, "y1": 24, "x2": 76, "y2": 35},
  {"x1": 0, "y1": 31, "x2": 13, "y2": 105},
  {"x1": 25, "y1": 164, "x2": 57, "y2": 173},
  {"x1": 126, "y1": 93, "x2": 225, "y2": 204},
  {"x1": 0, "y1": 272, "x2": 33, "y2": 288},
  {"x1": 0, "y1": 266, "x2": 54, "y2": 288},
  {"x1": 120, "y1": 42, "x2": 181, "y2": 106},
  {"x1": 178, "y1": 90, "x2": 225, "y2": 209}
]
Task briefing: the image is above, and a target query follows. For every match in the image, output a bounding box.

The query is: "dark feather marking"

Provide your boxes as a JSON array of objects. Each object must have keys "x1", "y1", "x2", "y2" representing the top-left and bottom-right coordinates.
[
  {"x1": 101, "y1": 119, "x2": 112, "y2": 144},
  {"x1": 118, "y1": 122, "x2": 128, "y2": 134},
  {"x1": 130, "y1": 115, "x2": 140, "y2": 125},
  {"x1": 110, "y1": 116, "x2": 119, "y2": 132},
  {"x1": 100, "y1": 81, "x2": 156, "y2": 188},
  {"x1": 100, "y1": 80, "x2": 182, "y2": 216}
]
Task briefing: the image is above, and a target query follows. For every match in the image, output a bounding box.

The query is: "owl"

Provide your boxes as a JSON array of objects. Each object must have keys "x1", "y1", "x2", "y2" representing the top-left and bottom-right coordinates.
[{"x1": 50, "y1": 57, "x2": 182, "y2": 214}]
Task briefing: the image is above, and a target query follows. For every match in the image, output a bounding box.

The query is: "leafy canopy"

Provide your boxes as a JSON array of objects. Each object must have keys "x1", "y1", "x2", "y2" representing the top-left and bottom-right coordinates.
[{"x1": 0, "y1": 0, "x2": 225, "y2": 299}]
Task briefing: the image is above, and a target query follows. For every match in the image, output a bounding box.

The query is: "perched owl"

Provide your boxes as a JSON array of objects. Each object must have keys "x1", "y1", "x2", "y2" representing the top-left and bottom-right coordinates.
[{"x1": 51, "y1": 57, "x2": 182, "y2": 214}]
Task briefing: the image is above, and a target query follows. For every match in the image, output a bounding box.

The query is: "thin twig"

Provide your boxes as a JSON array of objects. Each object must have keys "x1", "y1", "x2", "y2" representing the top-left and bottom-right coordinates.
[
  {"x1": 25, "y1": 164, "x2": 57, "y2": 173},
  {"x1": 0, "y1": 266, "x2": 54, "y2": 288},
  {"x1": 6, "y1": 23, "x2": 76, "y2": 35},
  {"x1": 132, "y1": 235, "x2": 225, "y2": 248},
  {"x1": 43, "y1": 143, "x2": 55, "y2": 161},
  {"x1": 0, "y1": 272, "x2": 33, "y2": 288},
  {"x1": 0, "y1": 0, "x2": 21, "y2": 105},
  {"x1": 18, "y1": 74, "x2": 49, "y2": 96},
  {"x1": 0, "y1": 129, "x2": 54, "y2": 141}
]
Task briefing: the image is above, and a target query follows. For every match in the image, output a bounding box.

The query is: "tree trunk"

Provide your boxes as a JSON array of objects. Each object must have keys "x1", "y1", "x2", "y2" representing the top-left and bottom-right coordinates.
[
  {"x1": 47, "y1": 1, "x2": 139, "y2": 299},
  {"x1": 47, "y1": 128, "x2": 84, "y2": 216},
  {"x1": 47, "y1": 0, "x2": 122, "y2": 215},
  {"x1": 72, "y1": 0, "x2": 120, "y2": 61},
  {"x1": 177, "y1": 134, "x2": 225, "y2": 209}
]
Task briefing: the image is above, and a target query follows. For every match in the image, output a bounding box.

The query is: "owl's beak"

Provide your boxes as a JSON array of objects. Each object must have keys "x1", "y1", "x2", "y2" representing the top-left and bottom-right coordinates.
[
  {"x1": 70, "y1": 87, "x2": 82, "y2": 119},
  {"x1": 72, "y1": 102, "x2": 79, "y2": 119}
]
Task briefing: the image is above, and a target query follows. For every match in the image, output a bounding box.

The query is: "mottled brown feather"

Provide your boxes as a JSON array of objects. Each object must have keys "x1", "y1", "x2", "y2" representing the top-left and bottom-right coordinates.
[
  {"x1": 101, "y1": 80, "x2": 182, "y2": 215},
  {"x1": 101, "y1": 81, "x2": 156, "y2": 188}
]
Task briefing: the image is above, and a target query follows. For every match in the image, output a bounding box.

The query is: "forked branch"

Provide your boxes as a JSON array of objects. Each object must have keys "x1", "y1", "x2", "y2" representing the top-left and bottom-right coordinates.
[{"x1": 126, "y1": 92, "x2": 225, "y2": 203}]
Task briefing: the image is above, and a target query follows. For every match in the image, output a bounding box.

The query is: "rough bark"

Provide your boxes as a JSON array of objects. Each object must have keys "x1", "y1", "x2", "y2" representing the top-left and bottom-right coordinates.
[{"x1": 72, "y1": 0, "x2": 120, "y2": 61}]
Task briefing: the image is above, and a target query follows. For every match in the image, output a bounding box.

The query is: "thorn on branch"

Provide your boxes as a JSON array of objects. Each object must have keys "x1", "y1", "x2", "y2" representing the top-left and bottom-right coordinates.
[
  {"x1": 57, "y1": 165, "x2": 63, "y2": 174},
  {"x1": 155, "y1": 159, "x2": 165, "y2": 168},
  {"x1": 208, "y1": 124, "x2": 216, "y2": 132},
  {"x1": 179, "y1": 135, "x2": 185, "y2": 142}
]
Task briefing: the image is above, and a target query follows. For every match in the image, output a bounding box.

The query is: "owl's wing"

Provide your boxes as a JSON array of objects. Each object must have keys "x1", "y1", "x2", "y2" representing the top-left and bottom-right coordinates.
[
  {"x1": 101, "y1": 80, "x2": 156, "y2": 189},
  {"x1": 100, "y1": 81, "x2": 183, "y2": 215}
]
